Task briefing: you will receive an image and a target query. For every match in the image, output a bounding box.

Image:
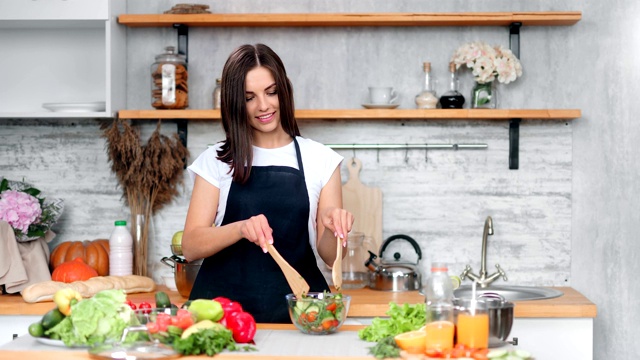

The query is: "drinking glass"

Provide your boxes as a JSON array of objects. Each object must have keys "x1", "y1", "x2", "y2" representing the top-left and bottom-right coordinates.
[
  {"x1": 455, "y1": 298, "x2": 489, "y2": 349},
  {"x1": 425, "y1": 303, "x2": 455, "y2": 352}
]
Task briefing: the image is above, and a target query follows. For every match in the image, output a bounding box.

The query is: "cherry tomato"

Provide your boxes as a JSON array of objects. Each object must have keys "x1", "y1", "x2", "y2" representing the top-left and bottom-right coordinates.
[
  {"x1": 321, "y1": 318, "x2": 335, "y2": 330},
  {"x1": 138, "y1": 301, "x2": 152, "y2": 314},
  {"x1": 146, "y1": 322, "x2": 159, "y2": 334},
  {"x1": 325, "y1": 302, "x2": 337, "y2": 313},
  {"x1": 124, "y1": 299, "x2": 137, "y2": 310},
  {"x1": 305, "y1": 311, "x2": 318, "y2": 322}
]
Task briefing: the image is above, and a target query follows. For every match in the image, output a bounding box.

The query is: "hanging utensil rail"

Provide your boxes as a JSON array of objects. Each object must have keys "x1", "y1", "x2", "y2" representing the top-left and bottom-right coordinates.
[{"x1": 326, "y1": 143, "x2": 487, "y2": 150}]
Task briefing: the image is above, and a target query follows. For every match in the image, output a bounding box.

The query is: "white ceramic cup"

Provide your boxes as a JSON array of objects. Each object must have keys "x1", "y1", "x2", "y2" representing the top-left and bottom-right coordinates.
[{"x1": 368, "y1": 87, "x2": 398, "y2": 104}]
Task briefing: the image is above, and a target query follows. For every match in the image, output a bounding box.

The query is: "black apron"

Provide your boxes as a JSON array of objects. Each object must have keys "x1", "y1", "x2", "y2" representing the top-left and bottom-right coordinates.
[{"x1": 189, "y1": 138, "x2": 329, "y2": 323}]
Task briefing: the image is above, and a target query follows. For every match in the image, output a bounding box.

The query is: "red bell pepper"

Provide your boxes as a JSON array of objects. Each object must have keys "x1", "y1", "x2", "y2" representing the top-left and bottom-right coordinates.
[
  {"x1": 226, "y1": 311, "x2": 256, "y2": 343},
  {"x1": 213, "y1": 296, "x2": 244, "y2": 325}
]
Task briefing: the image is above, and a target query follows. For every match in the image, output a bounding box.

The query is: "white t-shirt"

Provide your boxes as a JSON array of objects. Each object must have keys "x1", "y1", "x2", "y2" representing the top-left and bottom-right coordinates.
[{"x1": 187, "y1": 136, "x2": 343, "y2": 252}]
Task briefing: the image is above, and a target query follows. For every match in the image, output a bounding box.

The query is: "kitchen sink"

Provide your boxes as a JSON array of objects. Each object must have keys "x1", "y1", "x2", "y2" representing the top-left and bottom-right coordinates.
[{"x1": 454, "y1": 285, "x2": 563, "y2": 301}]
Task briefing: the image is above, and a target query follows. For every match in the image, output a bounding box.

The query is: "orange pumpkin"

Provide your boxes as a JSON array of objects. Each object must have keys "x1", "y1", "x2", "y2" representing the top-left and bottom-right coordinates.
[
  {"x1": 50, "y1": 240, "x2": 110, "y2": 276},
  {"x1": 51, "y1": 257, "x2": 99, "y2": 283}
]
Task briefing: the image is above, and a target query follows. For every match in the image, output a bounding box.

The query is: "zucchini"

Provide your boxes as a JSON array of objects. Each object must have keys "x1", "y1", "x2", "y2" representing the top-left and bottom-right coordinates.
[{"x1": 41, "y1": 308, "x2": 65, "y2": 330}]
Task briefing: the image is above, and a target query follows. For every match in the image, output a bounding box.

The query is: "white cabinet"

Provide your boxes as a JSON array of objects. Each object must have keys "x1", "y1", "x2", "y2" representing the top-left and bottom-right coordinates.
[
  {"x1": 0, "y1": 315, "x2": 41, "y2": 346},
  {"x1": 0, "y1": 0, "x2": 125, "y2": 118},
  {"x1": 509, "y1": 318, "x2": 593, "y2": 359}
]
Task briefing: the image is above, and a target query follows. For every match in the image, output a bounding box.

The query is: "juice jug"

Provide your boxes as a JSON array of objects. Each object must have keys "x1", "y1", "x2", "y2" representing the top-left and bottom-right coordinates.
[{"x1": 341, "y1": 232, "x2": 372, "y2": 289}]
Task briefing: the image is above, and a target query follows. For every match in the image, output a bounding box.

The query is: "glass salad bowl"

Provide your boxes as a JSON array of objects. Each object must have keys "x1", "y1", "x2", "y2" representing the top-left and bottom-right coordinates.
[
  {"x1": 129, "y1": 307, "x2": 196, "y2": 344},
  {"x1": 286, "y1": 292, "x2": 351, "y2": 335}
]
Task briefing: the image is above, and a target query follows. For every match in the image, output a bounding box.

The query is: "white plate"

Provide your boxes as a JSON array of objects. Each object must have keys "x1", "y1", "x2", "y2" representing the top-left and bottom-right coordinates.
[
  {"x1": 42, "y1": 101, "x2": 106, "y2": 113},
  {"x1": 361, "y1": 103, "x2": 400, "y2": 109},
  {"x1": 35, "y1": 337, "x2": 87, "y2": 348}
]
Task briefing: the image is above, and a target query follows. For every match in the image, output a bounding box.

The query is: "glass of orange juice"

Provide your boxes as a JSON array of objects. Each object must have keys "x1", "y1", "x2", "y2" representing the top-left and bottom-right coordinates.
[
  {"x1": 455, "y1": 299, "x2": 489, "y2": 349},
  {"x1": 425, "y1": 304, "x2": 455, "y2": 352}
]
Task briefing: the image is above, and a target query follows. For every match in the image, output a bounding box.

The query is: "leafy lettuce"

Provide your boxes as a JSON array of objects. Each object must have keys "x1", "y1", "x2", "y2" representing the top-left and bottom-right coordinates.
[
  {"x1": 46, "y1": 289, "x2": 133, "y2": 347},
  {"x1": 358, "y1": 302, "x2": 426, "y2": 342}
]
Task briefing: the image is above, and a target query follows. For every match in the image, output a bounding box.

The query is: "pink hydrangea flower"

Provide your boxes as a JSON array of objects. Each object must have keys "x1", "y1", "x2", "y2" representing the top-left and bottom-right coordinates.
[{"x1": 0, "y1": 189, "x2": 42, "y2": 234}]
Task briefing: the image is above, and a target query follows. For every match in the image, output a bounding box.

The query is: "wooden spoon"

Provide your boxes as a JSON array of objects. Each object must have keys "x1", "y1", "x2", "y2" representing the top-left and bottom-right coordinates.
[
  {"x1": 267, "y1": 244, "x2": 310, "y2": 298},
  {"x1": 332, "y1": 236, "x2": 343, "y2": 291}
]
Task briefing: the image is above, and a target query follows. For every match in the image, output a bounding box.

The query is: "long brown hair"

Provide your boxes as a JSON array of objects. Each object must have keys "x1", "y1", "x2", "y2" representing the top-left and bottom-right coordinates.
[{"x1": 217, "y1": 44, "x2": 300, "y2": 184}]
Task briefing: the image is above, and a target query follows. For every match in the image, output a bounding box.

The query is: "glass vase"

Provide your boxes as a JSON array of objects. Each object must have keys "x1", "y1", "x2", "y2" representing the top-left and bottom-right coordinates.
[
  {"x1": 131, "y1": 213, "x2": 149, "y2": 277},
  {"x1": 471, "y1": 81, "x2": 497, "y2": 109}
]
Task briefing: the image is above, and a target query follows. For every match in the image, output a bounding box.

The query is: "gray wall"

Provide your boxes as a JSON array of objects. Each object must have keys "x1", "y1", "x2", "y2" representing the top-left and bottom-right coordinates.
[{"x1": 0, "y1": 1, "x2": 636, "y2": 358}]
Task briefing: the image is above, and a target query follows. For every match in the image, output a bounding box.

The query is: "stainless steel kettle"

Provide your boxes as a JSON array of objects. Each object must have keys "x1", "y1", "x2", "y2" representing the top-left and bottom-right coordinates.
[{"x1": 365, "y1": 234, "x2": 422, "y2": 292}]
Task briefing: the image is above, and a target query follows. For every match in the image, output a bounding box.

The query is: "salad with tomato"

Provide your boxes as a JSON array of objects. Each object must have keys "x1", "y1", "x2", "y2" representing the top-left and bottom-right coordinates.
[{"x1": 287, "y1": 292, "x2": 350, "y2": 335}]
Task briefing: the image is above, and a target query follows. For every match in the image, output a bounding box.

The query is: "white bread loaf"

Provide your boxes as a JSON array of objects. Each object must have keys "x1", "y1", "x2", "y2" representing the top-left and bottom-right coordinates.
[{"x1": 21, "y1": 275, "x2": 156, "y2": 303}]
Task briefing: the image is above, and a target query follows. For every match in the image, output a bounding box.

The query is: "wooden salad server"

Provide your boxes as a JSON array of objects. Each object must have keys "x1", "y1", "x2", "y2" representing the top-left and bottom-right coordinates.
[
  {"x1": 267, "y1": 243, "x2": 310, "y2": 298},
  {"x1": 332, "y1": 236, "x2": 343, "y2": 291}
]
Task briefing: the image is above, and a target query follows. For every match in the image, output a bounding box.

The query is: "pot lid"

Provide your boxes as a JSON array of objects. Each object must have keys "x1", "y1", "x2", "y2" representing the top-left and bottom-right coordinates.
[
  {"x1": 380, "y1": 264, "x2": 418, "y2": 276},
  {"x1": 89, "y1": 341, "x2": 179, "y2": 360}
]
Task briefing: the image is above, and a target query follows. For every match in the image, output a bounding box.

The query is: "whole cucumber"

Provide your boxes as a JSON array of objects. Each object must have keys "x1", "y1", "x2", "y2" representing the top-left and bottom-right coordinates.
[{"x1": 155, "y1": 291, "x2": 171, "y2": 309}]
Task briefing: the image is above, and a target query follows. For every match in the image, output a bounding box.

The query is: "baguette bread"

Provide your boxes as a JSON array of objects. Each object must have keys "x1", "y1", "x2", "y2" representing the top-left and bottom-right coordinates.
[{"x1": 21, "y1": 275, "x2": 156, "y2": 303}]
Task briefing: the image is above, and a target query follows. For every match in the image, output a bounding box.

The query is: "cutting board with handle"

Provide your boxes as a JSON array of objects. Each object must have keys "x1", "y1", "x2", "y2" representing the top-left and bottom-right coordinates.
[{"x1": 342, "y1": 157, "x2": 383, "y2": 254}]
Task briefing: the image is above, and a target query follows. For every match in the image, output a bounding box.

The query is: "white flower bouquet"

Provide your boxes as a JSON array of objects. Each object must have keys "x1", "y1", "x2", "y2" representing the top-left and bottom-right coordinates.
[{"x1": 451, "y1": 41, "x2": 523, "y2": 84}]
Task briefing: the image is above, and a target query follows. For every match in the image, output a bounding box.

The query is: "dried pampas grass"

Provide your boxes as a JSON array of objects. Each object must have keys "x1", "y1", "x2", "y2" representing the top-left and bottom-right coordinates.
[{"x1": 103, "y1": 118, "x2": 189, "y2": 276}]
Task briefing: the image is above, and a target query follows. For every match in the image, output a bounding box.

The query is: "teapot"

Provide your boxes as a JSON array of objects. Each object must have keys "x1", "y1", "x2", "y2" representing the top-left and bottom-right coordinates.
[{"x1": 365, "y1": 234, "x2": 422, "y2": 292}]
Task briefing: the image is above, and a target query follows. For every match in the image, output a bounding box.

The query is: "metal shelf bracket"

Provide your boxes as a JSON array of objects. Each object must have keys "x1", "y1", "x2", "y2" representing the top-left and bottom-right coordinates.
[
  {"x1": 177, "y1": 119, "x2": 188, "y2": 168},
  {"x1": 174, "y1": 24, "x2": 189, "y2": 62},
  {"x1": 508, "y1": 22, "x2": 522, "y2": 170},
  {"x1": 173, "y1": 24, "x2": 189, "y2": 151},
  {"x1": 509, "y1": 119, "x2": 521, "y2": 169}
]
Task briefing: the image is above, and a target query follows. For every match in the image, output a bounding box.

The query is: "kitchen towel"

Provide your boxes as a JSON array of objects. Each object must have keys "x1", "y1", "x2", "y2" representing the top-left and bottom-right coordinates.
[{"x1": 0, "y1": 220, "x2": 53, "y2": 294}]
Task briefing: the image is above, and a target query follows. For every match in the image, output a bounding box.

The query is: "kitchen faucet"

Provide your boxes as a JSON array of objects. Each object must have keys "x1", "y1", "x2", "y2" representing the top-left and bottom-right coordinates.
[{"x1": 460, "y1": 216, "x2": 508, "y2": 288}]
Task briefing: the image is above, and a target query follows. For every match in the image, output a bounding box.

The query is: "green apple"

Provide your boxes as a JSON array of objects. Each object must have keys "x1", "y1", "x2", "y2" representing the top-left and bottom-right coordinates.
[{"x1": 172, "y1": 230, "x2": 184, "y2": 246}]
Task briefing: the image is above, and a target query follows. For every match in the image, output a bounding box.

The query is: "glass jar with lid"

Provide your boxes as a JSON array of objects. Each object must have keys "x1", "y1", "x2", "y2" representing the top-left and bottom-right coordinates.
[
  {"x1": 212, "y1": 78, "x2": 221, "y2": 109},
  {"x1": 151, "y1": 46, "x2": 188, "y2": 109}
]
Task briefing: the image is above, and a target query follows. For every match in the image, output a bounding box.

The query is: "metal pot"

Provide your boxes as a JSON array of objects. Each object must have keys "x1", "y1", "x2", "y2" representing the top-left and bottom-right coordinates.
[
  {"x1": 364, "y1": 234, "x2": 422, "y2": 292},
  {"x1": 161, "y1": 256, "x2": 202, "y2": 297},
  {"x1": 454, "y1": 293, "x2": 514, "y2": 348}
]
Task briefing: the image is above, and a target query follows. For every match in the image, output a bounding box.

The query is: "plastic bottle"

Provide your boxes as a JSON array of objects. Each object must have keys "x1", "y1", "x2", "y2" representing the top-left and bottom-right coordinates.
[
  {"x1": 109, "y1": 220, "x2": 133, "y2": 276},
  {"x1": 425, "y1": 262, "x2": 454, "y2": 305},
  {"x1": 423, "y1": 262, "x2": 455, "y2": 353}
]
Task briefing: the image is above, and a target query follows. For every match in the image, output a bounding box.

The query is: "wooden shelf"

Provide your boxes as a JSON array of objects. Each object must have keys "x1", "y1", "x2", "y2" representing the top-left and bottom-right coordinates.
[
  {"x1": 119, "y1": 109, "x2": 581, "y2": 121},
  {"x1": 118, "y1": 12, "x2": 581, "y2": 28}
]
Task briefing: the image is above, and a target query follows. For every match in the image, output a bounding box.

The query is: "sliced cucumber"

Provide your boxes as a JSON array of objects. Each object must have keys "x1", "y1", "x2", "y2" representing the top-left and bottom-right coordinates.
[
  {"x1": 514, "y1": 350, "x2": 532, "y2": 359},
  {"x1": 305, "y1": 305, "x2": 321, "y2": 314},
  {"x1": 319, "y1": 312, "x2": 336, "y2": 322},
  {"x1": 295, "y1": 300, "x2": 308, "y2": 312},
  {"x1": 487, "y1": 349, "x2": 508, "y2": 358},
  {"x1": 505, "y1": 356, "x2": 523, "y2": 360}
]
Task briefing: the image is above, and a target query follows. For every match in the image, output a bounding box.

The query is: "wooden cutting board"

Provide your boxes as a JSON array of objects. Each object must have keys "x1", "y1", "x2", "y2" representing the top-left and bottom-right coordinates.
[{"x1": 342, "y1": 157, "x2": 383, "y2": 253}]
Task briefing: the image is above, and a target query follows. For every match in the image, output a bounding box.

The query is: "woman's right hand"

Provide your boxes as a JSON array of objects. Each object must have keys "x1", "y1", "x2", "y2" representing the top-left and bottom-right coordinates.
[{"x1": 240, "y1": 214, "x2": 273, "y2": 253}]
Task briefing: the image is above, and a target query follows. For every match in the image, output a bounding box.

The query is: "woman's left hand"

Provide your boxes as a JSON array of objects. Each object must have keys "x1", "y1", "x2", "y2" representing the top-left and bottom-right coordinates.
[{"x1": 321, "y1": 207, "x2": 354, "y2": 245}]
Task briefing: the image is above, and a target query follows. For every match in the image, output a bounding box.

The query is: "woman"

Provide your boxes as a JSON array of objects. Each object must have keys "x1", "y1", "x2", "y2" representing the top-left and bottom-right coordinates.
[{"x1": 182, "y1": 44, "x2": 354, "y2": 323}]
